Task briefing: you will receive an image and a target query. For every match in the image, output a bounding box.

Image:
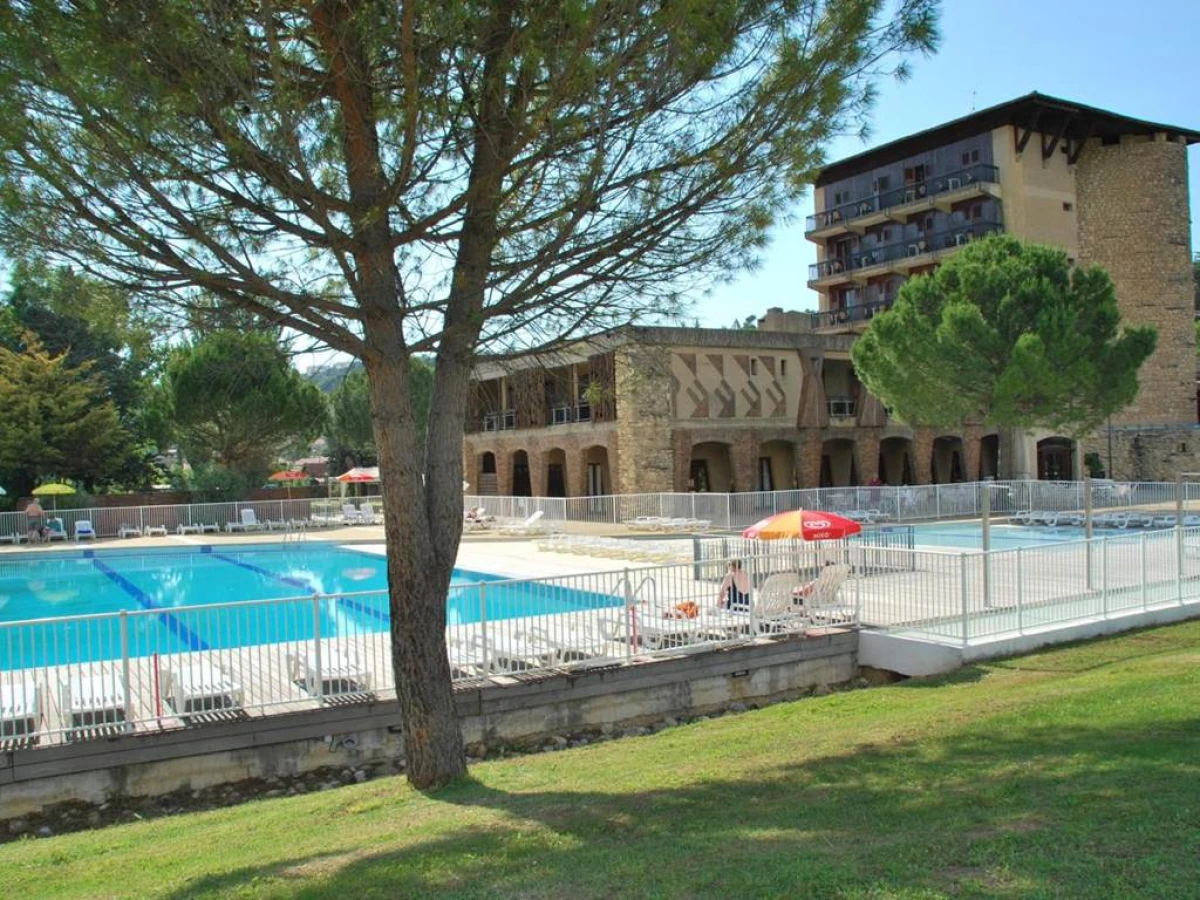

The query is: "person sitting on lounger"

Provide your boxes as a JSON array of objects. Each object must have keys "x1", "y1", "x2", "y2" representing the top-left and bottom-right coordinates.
[
  {"x1": 792, "y1": 561, "x2": 835, "y2": 602},
  {"x1": 716, "y1": 560, "x2": 752, "y2": 611}
]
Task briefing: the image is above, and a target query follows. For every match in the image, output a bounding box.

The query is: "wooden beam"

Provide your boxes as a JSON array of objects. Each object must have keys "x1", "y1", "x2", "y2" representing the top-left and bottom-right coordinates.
[
  {"x1": 1067, "y1": 122, "x2": 1095, "y2": 165},
  {"x1": 1042, "y1": 115, "x2": 1071, "y2": 160},
  {"x1": 1013, "y1": 109, "x2": 1042, "y2": 155}
]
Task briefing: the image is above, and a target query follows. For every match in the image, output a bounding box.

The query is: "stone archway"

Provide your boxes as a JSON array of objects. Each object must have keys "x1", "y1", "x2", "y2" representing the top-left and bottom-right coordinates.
[
  {"x1": 757, "y1": 440, "x2": 796, "y2": 492},
  {"x1": 1037, "y1": 437, "x2": 1075, "y2": 481},
  {"x1": 510, "y1": 449, "x2": 532, "y2": 496},
  {"x1": 582, "y1": 445, "x2": 612, "y2": 496},
  {"x1": 821, "y1": 438, "x2": 857, "y2": 487},
  {"x1": 878, "y1": 437, "x2": 914, "y2": 486},
  {"x1": 979, "y1": 434, "x2": 1000, "y2": 480},
  {"x1": 545, "y1": 447, "x2": 568, "y2": 497},
  {"x1": 690, "y1": 441, "x2": 733, "y2": 492},
  {"x1": 931, "y1": 435, "x2": 965, "y2": 484}
]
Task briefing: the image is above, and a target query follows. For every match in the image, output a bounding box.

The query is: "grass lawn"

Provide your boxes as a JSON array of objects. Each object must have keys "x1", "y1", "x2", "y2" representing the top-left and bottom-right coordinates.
[{"x1": 5, "y1": 622, "x2": 1200, "y2": 900}]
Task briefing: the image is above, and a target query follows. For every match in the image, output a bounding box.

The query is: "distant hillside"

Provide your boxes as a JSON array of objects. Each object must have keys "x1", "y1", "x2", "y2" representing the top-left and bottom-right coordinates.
[{"x1": 305, "y1": 359, "x2": 363, "y2": 393}]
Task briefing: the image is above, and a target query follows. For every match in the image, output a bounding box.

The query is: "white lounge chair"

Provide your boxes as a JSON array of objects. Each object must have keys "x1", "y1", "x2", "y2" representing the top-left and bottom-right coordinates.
[
  {"x1": 498, "y1": 510, "x2": 547, "y2": 535},
  {"x1": 1, "y1": 679, "x2": 41, "y2": 739},
  {"x1": 227, "y1": 509, "x2": 262, "y2": 532},
  {"x1": 341, "y1": 503, "x2": 363, "y2": 525},
  {"x1": 358, "y1": 502, "x2": 378, "y2": 525},
  {"x1": 177, "y1": 523, "x2": 204, "y2": 535},
  {"x1": 163, "y1": 661, "x2": 244, "y2": 714},
  {"x1": 799, "y1": 564, "x2": 855, "y2": 626},
  {"x1": 73, "y1": 520, "x2": 96, "y2": 541},
  {"x1": 0, "y1": 532, "x2": 23, "y2": 545},
  {"x1": 118, "y1": 524, "x2": 143, "y2": 539},
  {"x1": 289, "y1": 647, "x2": 372, "y2": 696},
  {"x1": 45, "y1": 518, "x2": 67, "y2": 541},
  {"x1": 62, "y1": 673, "x2": 127, "y2": 732}
]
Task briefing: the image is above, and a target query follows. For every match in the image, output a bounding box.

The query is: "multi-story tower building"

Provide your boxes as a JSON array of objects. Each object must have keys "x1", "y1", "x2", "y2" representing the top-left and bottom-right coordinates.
[
  {"x1": 464, "y1": 94, "x2": 1199, "y2": 496},
  {"x1": 803, "y1": 92, "x2": 1197, "y2": 480}
]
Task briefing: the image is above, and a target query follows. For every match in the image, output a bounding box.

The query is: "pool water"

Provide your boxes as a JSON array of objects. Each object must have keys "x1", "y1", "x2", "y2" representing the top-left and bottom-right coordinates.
[
  {"x1": 0, "y1": 544, "x2": 619, "y2": 668},
  {"x1": 904, "y1": 522, "x2": 1171, "y2": 550}
]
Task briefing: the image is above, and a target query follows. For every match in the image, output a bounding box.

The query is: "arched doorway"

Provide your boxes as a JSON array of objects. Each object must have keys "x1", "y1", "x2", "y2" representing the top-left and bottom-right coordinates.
[
  {"x1": 979, "y1": 435, "x2": 1000, "y2": 480},
  {"x1": 821, "y1": 438, "x2": 857, "y2": 487},
  {"x1": 511, "y1": 450, "x2": 532, "y2": 496},
  {"x1": 757, "y1": 440, "x2": 796, "y2": 492},
  {"x1": 878, "y1": 437, "x2": 913, "y2": 485},
  {"x1": 475, "y1": 451, "x2": 497, "y2": 495},
  {"x1": 931, "y1": 436, "x2": 965, "y2": 484},
  {"x1": 545, "y1": 447, "x2": 567, "y2": 497},
  {"x1": 582, "y1": 445, "x2": 611, "y2": 496},
  {"x1": 1037, "y1": 437, "x2": 1075, "y2": 481},
  {"x1": 690, "y1": 442, "x2": 732, "y2": 492}
]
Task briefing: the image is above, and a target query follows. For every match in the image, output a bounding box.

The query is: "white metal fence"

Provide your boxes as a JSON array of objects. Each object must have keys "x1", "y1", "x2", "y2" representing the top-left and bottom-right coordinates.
[
  {"x1": 5, "y1": 525, "x2": 1200, "y2": 745},
  {"x1": 1, "y1": 478, "x2": 1195, "y2": 542},
  {"x1": 468, "y1": 478, "x2": 1200, "y2": 531}
]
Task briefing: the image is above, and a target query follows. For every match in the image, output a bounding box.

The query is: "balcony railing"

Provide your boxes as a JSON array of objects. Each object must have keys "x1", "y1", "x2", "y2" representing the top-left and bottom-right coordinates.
[
  {"x1": 547, "y1": 403, "x2": 592, "y2": 426},
  {"x1": 482, "y1": 410, "x2": 517, "y2": 432},
  {"x1": 827, "y1": 396, "x2": 857, "y2": 418},
  {"x1": 808, "y1": 220, "x2": 1003, "y2": 281},
  {"x1": 806, "y1": 163, "x2": 1000, "y2": 233},
  {"x1": 810, "y1": 300, "x2": 893, "y2": 330}
]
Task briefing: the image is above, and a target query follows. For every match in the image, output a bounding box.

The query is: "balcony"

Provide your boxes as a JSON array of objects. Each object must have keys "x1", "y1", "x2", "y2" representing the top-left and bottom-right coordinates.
[
  {"x1": 808, "y1": 220, "x2": 1004, "y2": 288},
  {"x1": 810, "y1": 300, "x2": 893, "y2": 332},
  {"x1": 547, "y1": 403, "x2": 592, "y2": 426},
  {"x1": 827, "y1": 396, "x2": 857, "y2": 419},
  {"x1": 482, "y1": 410, "x2": 516, "y2": 432},
  {"x1": 806, "y1": 163, "x2": 1000, "y2": 239}
]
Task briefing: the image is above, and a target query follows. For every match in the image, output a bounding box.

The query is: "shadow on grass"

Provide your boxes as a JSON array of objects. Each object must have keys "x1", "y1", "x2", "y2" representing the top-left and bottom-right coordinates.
[{"x1": 164, "y1": 715, "x2": 1200, "y2": 900}]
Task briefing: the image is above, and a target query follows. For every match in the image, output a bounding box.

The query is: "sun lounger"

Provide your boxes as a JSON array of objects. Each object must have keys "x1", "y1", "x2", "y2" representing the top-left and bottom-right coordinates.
[
  {"x1": 177, "y1": 523, "x2": 203, "y2": 535},
  {"x1": 118, "y1": 524, "x2": 143, "y2": 539},
  {"x1": 227, "y1": 509, "x2": 262, "y2": 532},
  {"x1": 290, "y1": 647, "x2": 372, "y2": 695},
  {"x1": 1, "y1": 679, "x2": 41, "y2": 739},
  {"x1": 498, "y1": 510, "x2": 547, "y2": 535},
  {"x1": 62, "y1": 673, "x2": 128, "y2": 732},
  {"x1": 800, "y1": 564, "x2": 855, "y2": 626},
  {"x1": 45, "y1": 518, "x2": 67, "y2": 541},
  {"x1": 163, "y1": 661, "x2": 244, "y2": 714},
  {"x1": 0, "y1": 533, "x2": 23, "y2": 545},
  {"x1": 73, "y1": 520, "x2": 96, "y2": 541}
]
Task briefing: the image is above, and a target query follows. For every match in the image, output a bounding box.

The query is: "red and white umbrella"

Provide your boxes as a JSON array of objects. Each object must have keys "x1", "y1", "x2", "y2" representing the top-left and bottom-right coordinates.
[
  {"x1": 742, "y1": 509, "x2": 862, "y2": 541},
  {"x1": 337, "y1": 466, "x2": 379, "y2": 483}
]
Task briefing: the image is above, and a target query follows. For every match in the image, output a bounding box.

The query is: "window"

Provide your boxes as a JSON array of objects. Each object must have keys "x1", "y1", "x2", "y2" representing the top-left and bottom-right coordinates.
[
  {"x1": 970, "y1": 204, "x2": 983, "y2": 220},
  {"x1": 780, "y1": 359, "x2": 787, "y2": 376},
  {"x1": 961, "y1": 151, "x2": 970, "y2": 167},
  {"x1": 923, "y1": 214, "x2": 935, "y2": 233},
  {"x1": 750, "y1": 358, "x2": 758, "y2": 376},
  {"x1": 1063, "y1": 201, "x2": 1074, "y2": 212},
  {"x1": 834, "y1": 191, "x2": 844, "y2": 205},
  {"x1": 971, "y1": 149, "x2": 980, "y2": 163},
  {"x1": 881, "y1": 227, "x2": 892, "y2": 242},
  {"x1": 872, "y1": 176, "x2": 890, "y2": 193},
  {"x1": 903, "y1": 164, "x2": 926, "y2": 184}
]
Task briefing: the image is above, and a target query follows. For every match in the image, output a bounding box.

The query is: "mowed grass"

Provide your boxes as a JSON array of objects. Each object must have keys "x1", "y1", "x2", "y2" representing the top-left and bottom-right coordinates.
[{"x1": 5, "y1": 623, "x2": 1200, "y2": 900}]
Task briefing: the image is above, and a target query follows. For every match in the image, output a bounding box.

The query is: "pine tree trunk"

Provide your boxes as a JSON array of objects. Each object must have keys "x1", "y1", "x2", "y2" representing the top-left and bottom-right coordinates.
[{"x1": 365, "y1": 341, "x2": 467, "y2": 789}]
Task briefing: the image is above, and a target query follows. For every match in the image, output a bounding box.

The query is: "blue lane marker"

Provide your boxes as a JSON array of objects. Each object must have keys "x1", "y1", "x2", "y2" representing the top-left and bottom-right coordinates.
[
  {"x1": 92, "y1": 560, "x2": 211, "y2": 652},
  {"x1": 209, "y1": 552, "x2": 389, "y2": 624},
  {"x1": 210, "y1": 552, "x2": 313, "y2": 590}
]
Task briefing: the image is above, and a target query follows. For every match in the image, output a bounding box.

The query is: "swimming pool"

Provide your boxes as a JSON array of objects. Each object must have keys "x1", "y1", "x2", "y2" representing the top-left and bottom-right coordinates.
[
  {"x1": 902, "y1": 522, "x2": 1172, "y2": 550},
  {"x1": 0, "y1": 543, "x2": 620, "y2": 668}
]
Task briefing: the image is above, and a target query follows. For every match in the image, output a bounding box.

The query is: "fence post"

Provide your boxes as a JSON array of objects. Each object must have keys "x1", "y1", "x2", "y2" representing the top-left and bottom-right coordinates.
[
  {"x1": 622, "y1": 568, "x2": 634, "y2": 660},
  {"x1": 311, "y1": 594, "x2": 324, "y2": 705},
  {"x1": 725, "y1": 494, "x2": 731, "y2": 530},
  {"x1": 748, "y1": 553, "x2": 758, "y2": 636},
  {"x1": 959, "y1": 554, "x2": 970, "y2": 648},
  {"x1": 854, "y1": 544, "x2": 862, "y2": 626},
  {"x1": 120, "y1": 610, "x2": 131, "y2": 724},
  {"x1": 479, "y1": 582, "x2": 489, "y2": 674},
  {"x1": 1015, "y1": 547, "x2": 1024, "y2": 635},
  {"x1": 1101, "y1": 539, "x2": 1109, "y2": 618},
  {"x1": 1141, "y1": 533, "x2": 1148, "y2": 611},
  {"x1": 936, "y1": 485, "x2": 942, "y2": 521},
  {"x1": 138, "y1": 506, "x2": 145, "y2": 535}
]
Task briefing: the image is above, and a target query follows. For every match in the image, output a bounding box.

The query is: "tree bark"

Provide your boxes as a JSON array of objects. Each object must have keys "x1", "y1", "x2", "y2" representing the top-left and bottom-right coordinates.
[{"x1": 365, "y1": 336, "x2": 467, "y2": 789}]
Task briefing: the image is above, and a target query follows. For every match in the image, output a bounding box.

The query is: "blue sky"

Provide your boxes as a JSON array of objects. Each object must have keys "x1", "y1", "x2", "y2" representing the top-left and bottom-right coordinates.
[{"x1": 688, "y1": 0, "x2": 1200, "y2": 327}]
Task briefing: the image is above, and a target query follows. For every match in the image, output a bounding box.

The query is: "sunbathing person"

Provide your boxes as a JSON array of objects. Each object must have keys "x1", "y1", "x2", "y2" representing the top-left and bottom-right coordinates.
[{"x1": 716, "y1": 560, "x2": 752, "y2": 611}]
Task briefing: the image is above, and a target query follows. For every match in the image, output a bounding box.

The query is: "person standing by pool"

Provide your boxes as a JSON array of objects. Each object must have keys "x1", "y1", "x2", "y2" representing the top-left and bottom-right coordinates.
[
  {"x1": 716, "y1": 560, "x2": 752, "y2": 611},
  {"x1": 24, "y1": 499, "x2": 46, "y2": 543}
]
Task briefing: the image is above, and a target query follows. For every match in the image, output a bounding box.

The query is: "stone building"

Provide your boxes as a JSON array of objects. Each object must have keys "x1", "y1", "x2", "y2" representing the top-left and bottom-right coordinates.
[{"x1": 464, "y1": 94, "x2": 1199, "y2": 496}]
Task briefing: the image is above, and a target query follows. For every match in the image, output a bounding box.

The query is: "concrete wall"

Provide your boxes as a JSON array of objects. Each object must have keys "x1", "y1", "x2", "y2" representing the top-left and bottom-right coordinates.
[
  {"x1": 0, "y1": 634, "x2": 856, "y2": 819},
  {"x1": 671, "y1": 347, "x2": 799, "y2": 422},
  {"x1": 990, "y1": 125, "x2": 1080, "y2": 254}
]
